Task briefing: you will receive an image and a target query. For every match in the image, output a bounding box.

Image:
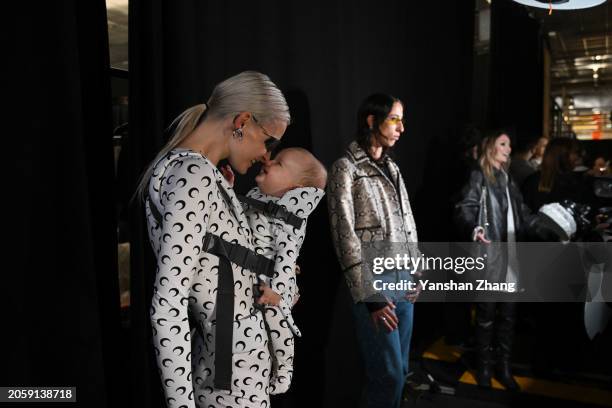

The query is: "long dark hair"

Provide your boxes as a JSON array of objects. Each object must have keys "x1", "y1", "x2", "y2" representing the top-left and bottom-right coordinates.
[
  {"x1": 356, "y1": 93, "x2": 402, "y2": 159},
  {"x1": 538, "y1": 137, "x2": 579, "y2": 193}
]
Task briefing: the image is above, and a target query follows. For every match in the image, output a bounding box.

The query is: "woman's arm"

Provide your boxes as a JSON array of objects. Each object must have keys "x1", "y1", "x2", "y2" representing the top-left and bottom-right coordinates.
[
  {"x1": 327, "y1": 159, "x2": 383, "y2": 304},
  {"x1": 454, "y1": 170, "x2": 485, "y2": 241},
  {"x1": 150, "y1": 157, "x2": 213, "y2": 408}
]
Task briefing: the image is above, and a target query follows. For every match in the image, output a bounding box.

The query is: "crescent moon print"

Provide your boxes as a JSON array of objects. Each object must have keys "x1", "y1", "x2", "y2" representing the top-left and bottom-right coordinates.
[
  {"x1": 147, "y1": 152, "x2": 277, "y2": 406},
  {"x1": 176, "y1": 178, "x2": 187, "y2": 188}
]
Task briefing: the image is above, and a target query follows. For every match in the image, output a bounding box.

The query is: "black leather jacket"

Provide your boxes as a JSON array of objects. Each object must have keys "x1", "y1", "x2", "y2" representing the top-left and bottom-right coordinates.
[{"x1": 454, "y1": 167, "x2": 537, "y2": 283}]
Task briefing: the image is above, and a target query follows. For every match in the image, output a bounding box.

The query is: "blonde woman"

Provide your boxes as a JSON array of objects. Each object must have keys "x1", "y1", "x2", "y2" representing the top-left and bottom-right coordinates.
[
  {"x1": 137, "y1": 71, "x2": 290, "y2": 407},
  {"x1": 455, "y1": 130, "x2": 537, "y2": 391}
]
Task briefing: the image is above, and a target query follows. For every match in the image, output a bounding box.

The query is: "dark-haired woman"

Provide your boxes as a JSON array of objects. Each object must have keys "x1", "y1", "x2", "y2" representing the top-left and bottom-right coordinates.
[
  {"x1": 327, "y1": 94, "x2": 420, "y2": 408},
  {"x1": 522, "y1": 137, "x2": 592, "y2": 212}
]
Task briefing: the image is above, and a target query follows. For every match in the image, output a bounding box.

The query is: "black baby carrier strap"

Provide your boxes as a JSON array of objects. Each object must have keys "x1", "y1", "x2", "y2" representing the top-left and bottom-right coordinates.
[
  {"x1": 238, "y1": 195, "x2": 305, "y2": 229},
  {"x1": 146, "y1": 192, "x2": 274, "y2": 391},
  {"x1": 201, "y1": 233, "x2": 274, "y2": 390}
]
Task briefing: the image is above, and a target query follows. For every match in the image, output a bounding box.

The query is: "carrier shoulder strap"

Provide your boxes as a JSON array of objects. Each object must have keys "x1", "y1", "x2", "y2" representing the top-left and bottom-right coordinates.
[
  {"x1": 238, "y1": 195, "x2": 305, "y2": 229},
  {"x1": 201, "y1": 232, "x2": 274, "y2": 390}
]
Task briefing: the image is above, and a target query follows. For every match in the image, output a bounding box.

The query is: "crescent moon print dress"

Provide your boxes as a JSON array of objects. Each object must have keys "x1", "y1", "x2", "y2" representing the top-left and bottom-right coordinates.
[
  {"x1": 146, "y1": 149, "x2": 271, "y2": 408},
  {"x1": 242, "y1": 187, "x2": 325, "y2": 394}
]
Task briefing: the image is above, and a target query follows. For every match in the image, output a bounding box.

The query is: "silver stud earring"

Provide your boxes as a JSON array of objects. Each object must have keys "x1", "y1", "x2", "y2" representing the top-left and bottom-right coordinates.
[{"x1": 232, "y1": 128, "x2": 243, "y2": 141}]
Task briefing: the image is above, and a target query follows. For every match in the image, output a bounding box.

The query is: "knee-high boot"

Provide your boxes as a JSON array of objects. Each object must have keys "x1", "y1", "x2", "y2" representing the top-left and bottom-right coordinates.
[
  {"x1": 475, "y1": 302, "x2": 495, "y2": 388},
  {"x1": 495, "y1": 302, "x2": 520, "y2": 392}
]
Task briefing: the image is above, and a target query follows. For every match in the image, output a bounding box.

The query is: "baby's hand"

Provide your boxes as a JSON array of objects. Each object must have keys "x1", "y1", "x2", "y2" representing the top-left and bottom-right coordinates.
[
  {"x1": 219, "y1": 164, "x2": 235, "y2": 187},
  {"x1": 257, "y1": 285, "x2": 281, "y2": 307}
]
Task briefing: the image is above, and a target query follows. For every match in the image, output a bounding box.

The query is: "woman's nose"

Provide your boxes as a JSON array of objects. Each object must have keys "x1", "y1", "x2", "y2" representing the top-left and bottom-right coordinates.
[{"x1": 261, "y1": 152, "x2": 272, "y2": 163}]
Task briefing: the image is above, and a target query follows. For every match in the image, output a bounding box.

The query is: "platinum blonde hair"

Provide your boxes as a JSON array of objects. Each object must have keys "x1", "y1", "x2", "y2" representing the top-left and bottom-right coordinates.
[{"x1": 135, "y1": 71, "x2": 290, "y2": 200}]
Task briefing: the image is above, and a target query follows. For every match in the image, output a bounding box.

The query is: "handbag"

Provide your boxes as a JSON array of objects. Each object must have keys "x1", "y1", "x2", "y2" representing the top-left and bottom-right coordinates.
[{"x1": 476, "y1": 184, "x2": 489, "y2": 237}]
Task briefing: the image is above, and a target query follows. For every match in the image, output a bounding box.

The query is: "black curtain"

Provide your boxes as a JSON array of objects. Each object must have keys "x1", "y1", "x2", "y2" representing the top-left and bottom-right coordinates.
[
  {"x1": 488, "y1": 0, "x2": 544, "y2": 143},
  {"x1": 127, "y1": 1, "x2": 474, "y2": 407},
  {"x1": 7, "y1": 1, "x2": 122, "y2": 407}
]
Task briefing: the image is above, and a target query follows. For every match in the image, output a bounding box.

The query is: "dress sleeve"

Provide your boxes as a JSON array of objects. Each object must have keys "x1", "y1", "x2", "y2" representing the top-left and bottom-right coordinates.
[
  {"x1": 326, "y1": 158, "x2": 369, "y2": 302},
  {"x1": 149, "y1": 157, "x2": 214, "y2": 408}
]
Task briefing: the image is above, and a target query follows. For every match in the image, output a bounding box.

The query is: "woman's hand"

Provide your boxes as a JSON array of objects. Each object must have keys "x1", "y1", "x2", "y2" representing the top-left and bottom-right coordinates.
[
  {"x1": 473, "y1": 227, "x2": 491, "y2": 244},
  {"x1": 257, "y1": 284, "x2": 281, "y2": 307},
  {"x1": 370, "y1": 300, "x2": 399, "y2": 332},
  {"x1": 219, "y1": 164, "x2": 235, "y2": 187},
  {"x1": 405, "y1": 281, "x2": 422, "y2": 303}
]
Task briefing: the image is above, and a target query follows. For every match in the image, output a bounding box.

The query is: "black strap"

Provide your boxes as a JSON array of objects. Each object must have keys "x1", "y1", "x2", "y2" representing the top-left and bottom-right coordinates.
[
  {"x1": 238, "y1": 195, "x2": 305, "y2": 229},
  {"x1": 202, "y1": 233, "x2": 275, "y2": 278},
  {"x1": 200, "y1": 232, "x2": 276, "y2": 391},
  {"x1": 214, "y1": 256, "x2": 234, "y2": 390}
]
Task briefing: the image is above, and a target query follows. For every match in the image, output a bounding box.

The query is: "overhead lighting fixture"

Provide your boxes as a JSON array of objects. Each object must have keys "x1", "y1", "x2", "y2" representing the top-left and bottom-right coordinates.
[
  {"x1": 593, "y1": 73, "x2": 599, "y2": 79},
  {"x1": 512, "y1": 0, "x2": 607, "y2": 11}
]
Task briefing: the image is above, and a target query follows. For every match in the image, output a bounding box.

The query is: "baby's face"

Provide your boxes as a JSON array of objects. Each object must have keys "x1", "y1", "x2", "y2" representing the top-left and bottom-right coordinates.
[{"x1": 255, "y1": 150, "x2": 303, "y2": 197}]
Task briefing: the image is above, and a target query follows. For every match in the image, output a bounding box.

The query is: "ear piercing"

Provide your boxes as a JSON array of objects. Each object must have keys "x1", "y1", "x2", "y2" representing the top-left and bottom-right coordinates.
[{"x1": 232, "y1": 127, "x2": 244, "y2": 141}]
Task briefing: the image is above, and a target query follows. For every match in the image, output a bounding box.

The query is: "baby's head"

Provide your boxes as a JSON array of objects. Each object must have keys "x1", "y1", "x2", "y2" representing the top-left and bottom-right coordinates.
[{"x1": 255, "y1": 147, "x2": 327, "y2": 197}]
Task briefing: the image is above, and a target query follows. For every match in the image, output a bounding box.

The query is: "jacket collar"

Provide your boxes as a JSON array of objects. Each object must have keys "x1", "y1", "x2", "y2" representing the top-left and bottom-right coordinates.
[{"x1": 347, "y1": 141, "x2": 391, "y2": 166}]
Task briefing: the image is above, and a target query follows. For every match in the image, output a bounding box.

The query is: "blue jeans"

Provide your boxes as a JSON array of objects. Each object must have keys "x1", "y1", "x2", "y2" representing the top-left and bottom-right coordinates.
[{"x1": 351, "y1": 298, "x2": 414, "y2": 408}]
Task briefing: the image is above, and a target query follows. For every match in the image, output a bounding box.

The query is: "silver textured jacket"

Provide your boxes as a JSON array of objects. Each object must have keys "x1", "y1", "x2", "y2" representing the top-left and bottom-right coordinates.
[{"x1": 327, "y1": 141, "x2": 419, "y2": 302}]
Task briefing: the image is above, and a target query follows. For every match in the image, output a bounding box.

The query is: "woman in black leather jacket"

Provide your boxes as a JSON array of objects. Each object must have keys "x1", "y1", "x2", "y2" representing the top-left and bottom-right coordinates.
[{"x1": 455, "y1": 130, "x2": 537, "y2": 391}]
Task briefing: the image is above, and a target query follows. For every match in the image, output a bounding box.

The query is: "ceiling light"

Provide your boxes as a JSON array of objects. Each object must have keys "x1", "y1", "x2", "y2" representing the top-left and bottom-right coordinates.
[
  {"x1": 594, "y1": 55, "x2": 602, "y2": 60},
  {"x1": 593, "y1": 73, "x2": 599, "y2": 79},
  {"x1": 512, "y1": 0, "x2": 606, "y2": 10}
]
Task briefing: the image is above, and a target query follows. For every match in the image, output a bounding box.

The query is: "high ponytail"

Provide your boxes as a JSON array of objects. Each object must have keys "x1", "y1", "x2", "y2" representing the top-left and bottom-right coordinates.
[
  {"x1": 134, "y1": 71, "x2": 290, "y2": 202},
  {"x1": 134, "y1": 103, "x2": 207, "y2": 201}
]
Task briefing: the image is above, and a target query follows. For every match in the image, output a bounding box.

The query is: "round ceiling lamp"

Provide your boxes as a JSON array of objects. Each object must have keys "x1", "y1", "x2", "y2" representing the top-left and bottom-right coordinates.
[{"x1": 512, "y1": 0, "x2": 607, "y2": 10}]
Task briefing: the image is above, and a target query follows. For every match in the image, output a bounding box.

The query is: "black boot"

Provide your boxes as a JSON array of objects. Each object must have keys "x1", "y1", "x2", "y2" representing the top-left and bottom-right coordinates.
[
  {"x1": 476, "y1": 350, "x2": 493, "y2": 388},
  {"x1": 475, "y1": 303, "x2": 495, "y2": 388},
  {"x1": 495, "y1": 358, "x2": 520, "y2": 392},
  {"x1": 495, "y1": 302, "x2": 520, "y2": 392}
]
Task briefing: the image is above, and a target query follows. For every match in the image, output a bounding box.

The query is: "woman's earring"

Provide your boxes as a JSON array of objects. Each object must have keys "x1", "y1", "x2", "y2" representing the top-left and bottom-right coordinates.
[{"x1": 232, "y1": 127, "x2": 244, "y2": 141}]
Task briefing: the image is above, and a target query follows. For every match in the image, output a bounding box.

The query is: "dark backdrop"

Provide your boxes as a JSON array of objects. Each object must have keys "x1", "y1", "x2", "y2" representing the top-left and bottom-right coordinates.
[
  {"x1": 7, "y1": 1, "x2": 123, "y2": 407},
  {"x1": 488, "y1": 0, "x2": 544, "y2": 144}
]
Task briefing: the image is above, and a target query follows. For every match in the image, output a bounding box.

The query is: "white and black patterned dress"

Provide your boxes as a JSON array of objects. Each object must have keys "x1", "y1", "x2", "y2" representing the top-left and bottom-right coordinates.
[
  {"x1": 146, "y1": 149, "x2": 271, "y2": 408},
  {"x1": 242, "y1": 187, "x2": 324, "y2": 394}
]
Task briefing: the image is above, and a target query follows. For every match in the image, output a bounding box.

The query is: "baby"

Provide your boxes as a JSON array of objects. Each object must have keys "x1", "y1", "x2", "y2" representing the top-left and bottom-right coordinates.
[{"x1": 222, "y1": 147, "x2": 326, "y2": 394}]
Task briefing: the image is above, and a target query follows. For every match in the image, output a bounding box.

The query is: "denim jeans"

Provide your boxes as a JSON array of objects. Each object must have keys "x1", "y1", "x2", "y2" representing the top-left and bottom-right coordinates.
[{"x1": 351, "y1": 294, "x2": 414, "y2": 408}]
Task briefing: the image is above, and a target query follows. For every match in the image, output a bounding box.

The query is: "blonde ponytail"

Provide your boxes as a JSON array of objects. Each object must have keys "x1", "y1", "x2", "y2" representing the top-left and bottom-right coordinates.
[
  {"x1": 134, "y1": 103, "x2": 207, "y2": 201},
  {"x1": 135, "y1": 70, "x2": 290, "y2": 202}
]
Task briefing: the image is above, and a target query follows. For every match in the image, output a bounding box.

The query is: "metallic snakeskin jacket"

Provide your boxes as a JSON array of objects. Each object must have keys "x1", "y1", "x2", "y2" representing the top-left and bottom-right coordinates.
[{"x1": 327, "y1": 141, "x2": 419, "y2": 302}]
